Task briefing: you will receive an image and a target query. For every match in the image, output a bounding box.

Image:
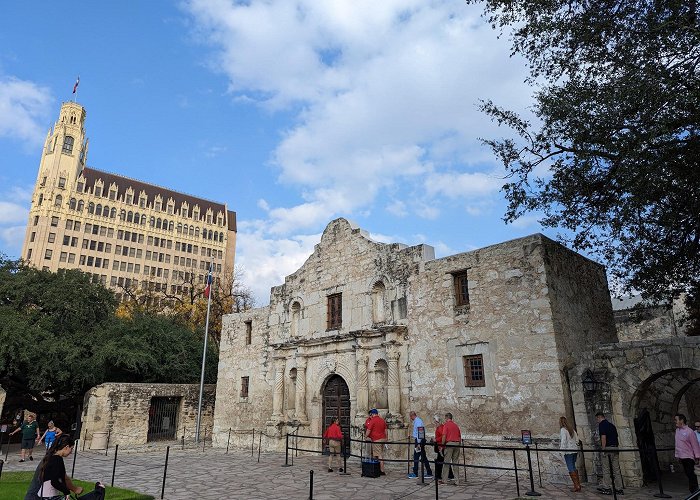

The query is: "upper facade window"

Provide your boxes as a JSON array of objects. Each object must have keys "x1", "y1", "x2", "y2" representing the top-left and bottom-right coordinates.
[
  {"x1": 327, "y1": 293, "x2": 342, "y2": 330},
  {"x1": 62, "y1": 136, "x2": 74, "y2": 154},
  {"x1": 463, "y1": 354, "x2": 485, "y2": 387},
  {"x1": 58, "y1": 177, "x2": 66, "y2": 189},
  {"x1": 452, "y1": 270, "x2": 470, "y2": 307}
]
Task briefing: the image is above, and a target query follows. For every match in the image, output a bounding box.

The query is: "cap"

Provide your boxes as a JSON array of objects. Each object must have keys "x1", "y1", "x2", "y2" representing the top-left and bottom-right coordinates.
[
  {"x1": 433, "y1": 415, "x2": 440, "y2": 423},
  {"x1": 369, "y1": 409, "x2": 379, "y2": 415}
]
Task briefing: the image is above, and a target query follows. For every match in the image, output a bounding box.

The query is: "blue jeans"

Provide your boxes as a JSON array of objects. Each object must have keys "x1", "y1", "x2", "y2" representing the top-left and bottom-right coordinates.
[
  {"x1": 564, "y1": 453, "x2": 577, "y2": 472},
  {"x1": 413, "y1": 441, "x2": 432, "y2": 475}
]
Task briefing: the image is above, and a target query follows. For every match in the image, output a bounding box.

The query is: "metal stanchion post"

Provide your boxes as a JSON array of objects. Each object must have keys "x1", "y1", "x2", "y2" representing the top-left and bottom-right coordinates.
[
  {"x1": 226, "y1": 428, "x2": 231, "y2": 454},
  {"x1": 525, "y1": 445, "x2": 542, "y2": 496},
  {"x1": 252, "y1": 429, "x2": 255, "y2": 456},
  {"x1": 434, "y1": 458, "x2": 439, "y2": 499},
  {"x1": 71, "y1": 439, "x2": 78, "y2": 477},
  {"x1": 309, "y1": 469, "x2": 314, "y2": 500},
  {"x1": 202, "y1": 429, "x2": 206, "y2": 452},
  {"x1": 161, "y1": 446, "x2": 170, "y2": 500},
  {"x1": 105, "y1": 430, "x2": 110, "y2": 457},
  {"x1": 82, "y1": 428, "x2": 87, "y2": 452},
  {"x1": 534, "y1": 441, "x2": 542, "y2": 487},
  {"x1": 420, "y1": 448, "x2": 425, "y2": 485},
  {"x1": 340, "y1": 447, "x2": 350, "y2": 475},
  {"x1": 0, "y1": 459, "x2": 4, "y2": 481},
  {"x1": 283, "y1": 433, "x2": 290, "y2": 466},
  {"x1": 3, "y1": 433, "x2": 10, "y2": 461},
  {"x1": 461, "y1": 441, "x2": 467, "y2": 483},
  {"x1": 652, "y1": 444, "x2": 671, "y2": 498},
  {"x1": 111, "y1": 444, "x2": 118, "y2": 487},
  {"x1": 513, "y1": 449, "x2": 520, "y2": 498},
  {"x1": 608, "y1": 454, "x2": 618, "y2": 500},
  {"x1": 579, "y1": 441, "x2": 588, "y2": 483},
  {"x1": 407, "y1": 437, "x2": 411, "y2": 476},
  {"x1": 257, "y1": 432, "x2": 262, "y2": 463},
  {"x1": 181, "y1": 434, "x2": 185, "y2": 450}
]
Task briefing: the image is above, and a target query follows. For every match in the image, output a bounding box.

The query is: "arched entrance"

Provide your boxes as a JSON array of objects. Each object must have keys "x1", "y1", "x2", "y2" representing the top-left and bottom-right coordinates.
[{"x1": 322, "y1": 375, "x2": 351, "y2": 454}]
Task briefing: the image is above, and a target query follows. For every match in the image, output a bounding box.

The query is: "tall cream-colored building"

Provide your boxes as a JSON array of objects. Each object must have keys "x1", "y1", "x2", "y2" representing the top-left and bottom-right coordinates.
[{"x1": 21, "y1": 101, "x2": 236, "y2": 300}]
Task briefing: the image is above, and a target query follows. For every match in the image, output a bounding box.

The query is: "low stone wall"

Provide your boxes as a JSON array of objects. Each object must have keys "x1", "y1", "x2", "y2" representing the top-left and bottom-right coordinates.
[{"x1": 82, "y1": 383, "x2": 215, "y2": 449}]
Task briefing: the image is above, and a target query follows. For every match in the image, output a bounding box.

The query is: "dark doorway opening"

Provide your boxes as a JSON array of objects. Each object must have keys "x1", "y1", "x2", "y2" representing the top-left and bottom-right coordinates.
[
  {"x1": 322, "y1": 375, "x2": 351, "y2": 454},
  {"x1": 147, "y1": 396, "x2": 180, "y2": 442}
]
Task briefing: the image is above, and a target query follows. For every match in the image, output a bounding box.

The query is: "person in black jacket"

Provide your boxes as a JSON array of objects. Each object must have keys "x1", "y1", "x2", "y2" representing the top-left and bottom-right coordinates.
[{"x1": 26, "y1": 434, "x2": 105, "y2": 500}]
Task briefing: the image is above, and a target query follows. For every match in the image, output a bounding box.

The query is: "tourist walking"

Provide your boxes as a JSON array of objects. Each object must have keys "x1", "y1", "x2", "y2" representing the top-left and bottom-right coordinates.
[
  {"x1": 596, "y1": 412, "x2": 623, "y2": 495},
  {"x1": 440, "y1": 412, "x2": 462, "y2": 486},
  {"x1": 559, "y1": 416, "x2": 581, "y2": 492},
  {"x1": 323, "y1": 417, "x2": 344, "y2": 473},
  {"x1": 408, "y1": 411, "x2": 433, "y2": 479},
  {"x1": 38, "y1": 421, "x2": 63, "y2": 451},
  {"x1": 26, "y1": 434, "x2": 106, "y2": 500},
  {"x1": 674, "y1": 413, "x2": 700, "y2": 493},
  {"x1": 365, "y1": 409, "x2": 387, "y2": 475},
  {"x1": 10, "y1": 412, "x2": 40, "y2": 463}
]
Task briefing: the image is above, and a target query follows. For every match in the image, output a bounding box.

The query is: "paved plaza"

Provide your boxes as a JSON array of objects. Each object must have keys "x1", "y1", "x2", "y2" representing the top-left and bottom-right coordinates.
[{"x1": 2, "y1": 446, "x2": 694, "y2": 499}]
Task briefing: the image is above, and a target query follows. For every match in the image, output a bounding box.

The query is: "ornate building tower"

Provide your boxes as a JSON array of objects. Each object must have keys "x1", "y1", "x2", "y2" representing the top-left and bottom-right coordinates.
[{"x1": 21, "y1": 102, "x2": 237, "y2": 299}]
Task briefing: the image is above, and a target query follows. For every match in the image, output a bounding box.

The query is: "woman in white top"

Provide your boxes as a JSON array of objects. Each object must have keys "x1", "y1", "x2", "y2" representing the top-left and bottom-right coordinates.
[{"x1": 559, "y1": 416, "x2": 581, "y2": 492}]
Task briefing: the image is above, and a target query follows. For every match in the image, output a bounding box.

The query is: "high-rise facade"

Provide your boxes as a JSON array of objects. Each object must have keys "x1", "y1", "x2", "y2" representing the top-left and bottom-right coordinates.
[{"x1": 21, "y1": 101, "x2": 236, "y2": 300}]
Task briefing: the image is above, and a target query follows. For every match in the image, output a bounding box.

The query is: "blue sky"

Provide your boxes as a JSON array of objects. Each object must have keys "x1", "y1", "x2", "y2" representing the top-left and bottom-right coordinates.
[{"x1": 0, "y1": 1, "x2": 554, "y2": 304}]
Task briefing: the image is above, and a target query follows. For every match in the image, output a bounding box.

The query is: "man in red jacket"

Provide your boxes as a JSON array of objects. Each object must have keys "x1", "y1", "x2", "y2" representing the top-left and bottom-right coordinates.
[
  {"x1": 441, "y1": 413, "x2": 462, "y2": 486},
  {"x1": 323, "y1": 417, "x2": 344, "y2": 472},
  {"x1": 365, "y1": 409, "x2": 388, "y2": 475}
]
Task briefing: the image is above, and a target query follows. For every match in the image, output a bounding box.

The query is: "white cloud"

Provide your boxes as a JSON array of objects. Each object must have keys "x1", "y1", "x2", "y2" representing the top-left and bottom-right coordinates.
[
  {"x1": 0, "y1": 225, "x2": 25, "y2": 257},
  {"x1": 0, "y1": 76, "x2": 53, "y2": 147},
  {"x1": 184, "y1": 0, "x2": 533, "y2": 303},
  {"x1": 0, "y1": 201, "x2": 29, "y2": 224}
]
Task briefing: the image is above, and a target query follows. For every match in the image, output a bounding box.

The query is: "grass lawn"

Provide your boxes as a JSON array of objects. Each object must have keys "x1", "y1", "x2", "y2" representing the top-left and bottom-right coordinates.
[{"x1": 0, "y1": 471, "x2": 154, "y2": 499}]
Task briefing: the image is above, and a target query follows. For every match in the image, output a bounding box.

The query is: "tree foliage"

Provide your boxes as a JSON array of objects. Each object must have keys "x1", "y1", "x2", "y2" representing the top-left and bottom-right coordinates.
[
  {"x1": 0, "y1": 258, "x2": 218, "y2": 415},
  {"x1": 115, "y1": 266, "x2": 255, "y2": 346},
  {"x1": 469, "y1": 0, "x2": 700, "y2": 318}
]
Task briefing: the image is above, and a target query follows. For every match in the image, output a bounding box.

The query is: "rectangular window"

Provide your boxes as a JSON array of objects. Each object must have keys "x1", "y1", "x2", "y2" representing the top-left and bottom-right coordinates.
[
  {"x1": 87, "y1": 256, "x2": 94, "y2": 266},
  {"x1": 63, "y1": 235, "x2": 70, "y2": 245},
  {"x1": 58, "y1": 177, "x2": 66, "y2": 188},
  {"x1": 97, "y1": 242, "x2": 104, "y2": 252},
  {"x1": 327, "y1": 293, "x2": 342, "y2": 330},
  {"x1": 33, "y1": 216, "x2": 39, "y2": 226},
  {"x1": 30, "y1": 232, "x2": 36, "y2": 243},
  {"x1": 240, "y1": 376, "x2": 249, "y2": 398},
  {"x1": 95, "y1": 258, "x2": 102, "y2": 268},
  {"x1": 74, "y1": 221, "x2": 81, "y2": 231},
  {"x1": 453, "y1": 271, "x2": 470, "y2": 306},
  {"x1": 92, "y1": 225, "x2": 99, "y2": 235},
  {"x1": 102, "y1": 259, "x2": 109, "y2": 269},
  {"x1": 44, "y1": 249, "x2": 52, "y2": 260},
  {"x1": 110, "y1": 276, "x2": 117, "y2": 286},
  {"x1": 50, "y1": 216, "x2": 59, "y2": 227},
  {"x1": 245, "y1": 321, "x2": 252, "y2": 345},
  {"x1": 71, "y1": 237, "x2": 78, "y2": 247},
  {"x1": 67, "y1": 253, "x2": 75, "y2": 263},
  {"x1": 100, "y1": 226, "x2": 107, "y2": 236},
  {"x1": 109, "y1": 190, "x2": 116, "y2": 200},
  {"x1": 462, "y1": 355, "x2": 485, "y2": 387},
  {"x1": 79, "y1": 255, "x2": 86, "y2": 265},
  {"x1": 113, "y1": 261, "x2": 119, "y2": 271},
  {"x1": 107, "y1": 228, "x2": 113, "y2": 237},
  {"x1": 65, "y1": 220, "x2": 73, "y2": 230},
  {"x1": 85, "y1": 224, "x2": 91, "y2": 233},
  {"x1": 82, "y1": 239, "x2": 89, "y2": 249},
  {"x1": 89, "y1": 240, "x2": 96, "y2": 250},
  {"x1": 59, "y1": 252, "x2": 67, "y2": 263},
  {"x1": 48, "y1": 232, "x2": 55, "y2": 243},
  {"x1": 26, "y1": 248, "x2": 32, "y2": 259}
]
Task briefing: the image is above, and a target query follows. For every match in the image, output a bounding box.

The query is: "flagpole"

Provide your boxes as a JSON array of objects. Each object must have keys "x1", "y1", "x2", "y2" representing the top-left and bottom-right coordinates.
[{"x1": 195, "y1": 261, "x2": 214, "y2": 443}]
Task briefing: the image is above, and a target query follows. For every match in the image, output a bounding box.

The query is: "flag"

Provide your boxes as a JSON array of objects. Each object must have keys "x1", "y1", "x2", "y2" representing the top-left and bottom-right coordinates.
[
  {"x1": 204, "y1": 263, "x2": 213, "y2": 299},
  {"x1": 72, "y1": 76, "x2": 80, "y2": 94}
]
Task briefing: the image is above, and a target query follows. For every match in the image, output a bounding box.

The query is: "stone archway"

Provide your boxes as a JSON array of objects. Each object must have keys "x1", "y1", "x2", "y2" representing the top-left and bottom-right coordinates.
[
  {"x1": 322, "y1": 374, "x2": 351, "y2": 453},
  {"x1": 630, "y1": 368, "x2": 700, "y2": 470}
]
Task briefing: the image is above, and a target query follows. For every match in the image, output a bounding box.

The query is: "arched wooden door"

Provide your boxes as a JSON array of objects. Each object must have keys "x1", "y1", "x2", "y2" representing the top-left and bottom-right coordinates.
[{"x1": 322, "y1": 375, "x2": 351, "y2": 454}]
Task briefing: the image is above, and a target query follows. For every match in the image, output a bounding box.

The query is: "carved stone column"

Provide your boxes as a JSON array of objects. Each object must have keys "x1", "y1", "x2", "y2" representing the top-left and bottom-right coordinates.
[
  {"x1": 386, "y1": 349, "x2": 401, "y2": 417},
  {"x1": 356, "y1": 350, "x2": 369, "y2": 416},
  {"x1": 271, "y1": 357, "x2": 286, "y2": 420},
  {"x1": 294, "y1": 356, "x2": 308, "y2": 422}
]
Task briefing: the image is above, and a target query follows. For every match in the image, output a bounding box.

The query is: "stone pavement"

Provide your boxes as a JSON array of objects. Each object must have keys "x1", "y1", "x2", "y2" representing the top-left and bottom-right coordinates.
[{"x1": 2, "y1": 447, "x2": 693, "y2": 499}]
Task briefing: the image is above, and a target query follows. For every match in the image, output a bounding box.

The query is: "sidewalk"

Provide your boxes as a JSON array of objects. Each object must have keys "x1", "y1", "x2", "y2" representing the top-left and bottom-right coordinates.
[{"x1": 1, "y1": 446, "x2": 693, "y2": 499}]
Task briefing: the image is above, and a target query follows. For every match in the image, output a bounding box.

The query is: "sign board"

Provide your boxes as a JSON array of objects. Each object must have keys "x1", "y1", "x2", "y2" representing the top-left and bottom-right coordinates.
[
  {"x1": 521, "y1": 429, "x2": 532, "y2": 445},
  {"x1": 0, "y1": 424, "x2": 7, "y2": 433},
  {"x1": 417, "y1": 426, "x2": 425, "y2": 440}
]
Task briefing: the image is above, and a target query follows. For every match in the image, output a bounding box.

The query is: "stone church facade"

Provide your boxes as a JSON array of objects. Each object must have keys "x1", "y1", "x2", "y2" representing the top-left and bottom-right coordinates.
[{"x1": 213, "y1": 218, "x2": 616, "y2": 459}]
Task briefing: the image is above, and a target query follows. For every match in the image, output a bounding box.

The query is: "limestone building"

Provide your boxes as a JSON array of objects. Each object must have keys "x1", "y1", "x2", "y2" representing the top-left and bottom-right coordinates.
[
  {"x1": 20, "y1": 102, "x2": 236, "y2": 299},
  {"x1": 213, "y1": 218, "x2": 616, "y2": 456}
]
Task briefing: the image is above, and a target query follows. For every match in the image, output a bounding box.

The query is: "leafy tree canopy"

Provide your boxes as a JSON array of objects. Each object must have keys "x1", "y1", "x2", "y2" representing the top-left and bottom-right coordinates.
[
  {"x1": 468, "y1": 0, "x2": 700, "y2": 317},
  {"x1": 0, "y1": 258, "x2": 217, "y2": 414}
]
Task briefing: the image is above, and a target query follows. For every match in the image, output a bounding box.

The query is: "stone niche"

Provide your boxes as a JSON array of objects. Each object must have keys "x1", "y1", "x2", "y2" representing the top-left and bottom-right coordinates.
[{"x1": 81, "y1": 383, "x2": 215, "y2": 448}]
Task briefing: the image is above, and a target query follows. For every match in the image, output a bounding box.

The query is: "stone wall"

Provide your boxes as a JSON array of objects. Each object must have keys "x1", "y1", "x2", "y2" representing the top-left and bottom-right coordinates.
[
  {"x1": 82, "y1": 383, "x2": 215, "y2": 448},
  {"x1": 0, "y1": 386, "x2": 5, "y2": 421},
  {"x1": 214, "y1": 219, "x2": 618, "y2": 474}
]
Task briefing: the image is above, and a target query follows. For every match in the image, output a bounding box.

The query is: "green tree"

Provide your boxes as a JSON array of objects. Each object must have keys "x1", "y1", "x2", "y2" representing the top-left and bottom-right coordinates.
[
  {"x1": 468, "y1": 0, "x2": 700, "y2": 326},
  {"x1": 0, "y1": 257, "x2": 217, "y2": 419}
]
